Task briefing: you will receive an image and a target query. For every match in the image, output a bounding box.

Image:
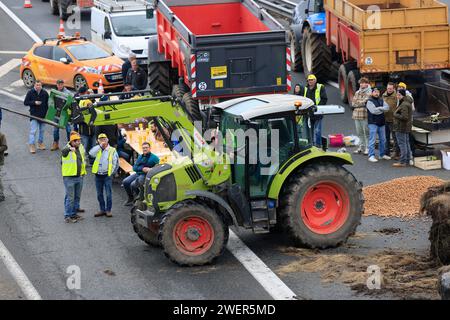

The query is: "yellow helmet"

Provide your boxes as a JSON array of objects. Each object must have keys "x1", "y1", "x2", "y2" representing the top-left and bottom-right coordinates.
[
  {"x1": 398, "y1": 82, "x2": 407, "y2": 89},
  {"x1": 69, "y1": 131, "x2": 81, "y2": 142},
  {"x1": 97, "y1": 133, "x2": 108, "y2": 139},
  {"x1": 307, "y1": 74, "x2": 317, "y2": 81}
]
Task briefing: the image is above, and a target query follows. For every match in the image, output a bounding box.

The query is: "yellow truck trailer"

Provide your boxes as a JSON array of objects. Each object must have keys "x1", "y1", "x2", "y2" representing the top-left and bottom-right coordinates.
[{"x1": 323, "y1": 0, "x2": 450, "y2": 107}]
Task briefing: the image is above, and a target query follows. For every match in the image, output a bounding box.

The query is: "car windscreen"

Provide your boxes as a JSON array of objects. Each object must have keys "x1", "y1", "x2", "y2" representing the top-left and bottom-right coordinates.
[
  {"x1": 66, "y1": 43, "x2": 110, "y2": 61},
  {"x1": 111, "y1": 14, "x2": 156, "y2": 37}
]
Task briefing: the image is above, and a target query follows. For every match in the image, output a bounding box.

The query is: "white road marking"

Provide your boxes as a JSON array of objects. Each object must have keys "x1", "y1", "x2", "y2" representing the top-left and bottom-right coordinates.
[
  {"x1": 327, "y1": 80, "x2": 339, "y2": 89},
  {"x1": 0, "y1": 240, "x2": 42, "y2": 300},
  {"x1": 0, "y1": 1, "x2": 42, "y2": 43},
  {"x1": 227, "y1": 230, "x2": 297, "y2": 300},
  {"x1": 10, "y1": 79, "x2": 24, "y2": 87},
  {"x1": 0, "y1": 88, "x2": 25, "y2": 101},
  {"x1": 0, "y1": 51, "x2": 27, "y2": 55},
  {"x1": 0, "y1": 59, "x2": 21, "y2": 79}
]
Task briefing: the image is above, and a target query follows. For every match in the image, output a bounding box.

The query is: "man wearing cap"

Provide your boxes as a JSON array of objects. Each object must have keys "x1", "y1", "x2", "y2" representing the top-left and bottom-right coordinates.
[
  {"x1": 351, "y1": 77, "x2": 371, "y2": 155},
  {"x1": 393, "y1": 89, "x2": 413, "y2": 167},
  {"x1": 61, "y1": 131, "x2": 86, "y2": 223},
  {"x1": 302, "y1": 74, "x2": 327, "y2": 147},
  {"x1": 89, "y1": 133, "x2": 119, "y2": 217},
  {"x1": 51, "y1": 79, "x2": 72, "y2": 151},
  {"x1": 397, "y1": 82, "x2": 415, "y2": 164},
  {"x1": 366, "y1": 87, "x2": 391, "y2": 162}
]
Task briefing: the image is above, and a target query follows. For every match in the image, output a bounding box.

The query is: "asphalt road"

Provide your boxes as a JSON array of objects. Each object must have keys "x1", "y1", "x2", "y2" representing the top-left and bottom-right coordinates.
[{"x1": 0, "y1": 0, "x2": 450, "y2": 301}]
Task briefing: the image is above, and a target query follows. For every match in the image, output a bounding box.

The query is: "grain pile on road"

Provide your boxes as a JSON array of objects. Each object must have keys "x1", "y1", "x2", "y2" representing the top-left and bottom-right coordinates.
[{"x1": 363, "y1": 176, "x2": 445, "y2": 219}]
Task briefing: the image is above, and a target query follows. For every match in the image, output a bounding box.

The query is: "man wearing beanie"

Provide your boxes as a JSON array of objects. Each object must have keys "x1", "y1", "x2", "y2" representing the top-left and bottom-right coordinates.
[
  {"x1": 393, "y1": 89, "x2": 413, "y2": 167},
  {"x1": 61, "y1": 131, "x2": 87, "y2": 223}
]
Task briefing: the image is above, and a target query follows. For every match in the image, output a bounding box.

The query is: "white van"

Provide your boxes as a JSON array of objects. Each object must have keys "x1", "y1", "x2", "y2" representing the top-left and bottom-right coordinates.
[{"x1": 91, "y1": 0, "x2": 156, "y2": 66}]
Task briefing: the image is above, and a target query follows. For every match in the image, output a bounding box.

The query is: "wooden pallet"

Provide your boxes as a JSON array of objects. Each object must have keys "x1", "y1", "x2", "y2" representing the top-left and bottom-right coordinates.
[{"x1": 414, "y1": 156, "x2": 442, "y2": 170}]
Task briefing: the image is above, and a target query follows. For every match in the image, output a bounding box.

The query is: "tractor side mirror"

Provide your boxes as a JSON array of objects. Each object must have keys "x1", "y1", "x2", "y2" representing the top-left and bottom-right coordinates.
[{"x1": 305, "y1": 9, "x2": 309, "y2": 14}]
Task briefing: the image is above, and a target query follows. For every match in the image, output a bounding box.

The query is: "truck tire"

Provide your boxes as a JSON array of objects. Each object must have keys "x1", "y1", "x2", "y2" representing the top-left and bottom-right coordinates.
[
  {"x1": 182, "y1": 92, "x2": 202, "y2": 122},
  {"x1": 148, "y1": 62, "x2": 171, "y2": 95},
  {"x1": 159, "y1": 201, "x2": 229, "y2": 266},
  {"x1": 279, "y1": 163, "x2": 363, "y2": 249},
  {"x1": 301, "y1": 26, "x2": 332, "y2": 82},
  {"x1": 289, "y1": 30, "x2": 303, "y2": 72},
  {"x1": 58, "y1": 0, "x2": 71, "y2": 21},
  {"x1": 338, "y1": 64, "x2": 350, "y2": 103},
  {"x1": 171, "y1": 84, "x2": 187, "y2": 104},
  {"x1": 346, "y1": 69, "x2": 361, "y2": 108},
  {"x1": 50, "y1": 0, "x2": 59, "y2": 15}
]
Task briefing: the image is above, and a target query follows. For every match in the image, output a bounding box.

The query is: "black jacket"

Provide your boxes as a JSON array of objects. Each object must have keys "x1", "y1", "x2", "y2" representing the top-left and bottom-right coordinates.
[
  {"x1": 126, "y1": 67, "x2": 148, "y2": 90},
  {"x1": 301, "y1": 84, "x2": 327, "y2": 120},
  {"x1": 24, "y1": 88, "x2": 49, "y2": 119},
  {"x1": 121, "y1": 60, "x2": 132, "y2": 83}
]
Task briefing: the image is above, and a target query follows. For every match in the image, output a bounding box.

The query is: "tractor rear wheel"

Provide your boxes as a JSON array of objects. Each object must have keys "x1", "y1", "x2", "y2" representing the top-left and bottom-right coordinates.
[
  {"x1": 148, "y1": 62, "x2": 171, "y2": 95},
  {"x1": 289, "y1": 30, "x2": 303, "y2": 72},
  {"x1": 159, "y1": 201, "x2": 229, "y2": 266},
  {"x1": 182, "y1": 92, "x2": 202, "y2": 122},
  {"x1": 280, "y1": 163, "x2": 363, "y2": 248},
  {"x1": 301, "y1": 26, "x2": 332, "y2": 82}
]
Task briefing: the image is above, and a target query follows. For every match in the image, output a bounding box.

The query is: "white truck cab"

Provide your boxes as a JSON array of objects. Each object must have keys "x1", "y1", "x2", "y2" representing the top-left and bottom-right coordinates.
[{"x1": 91, "y1": 0, "x2": 156, "y2": 66}]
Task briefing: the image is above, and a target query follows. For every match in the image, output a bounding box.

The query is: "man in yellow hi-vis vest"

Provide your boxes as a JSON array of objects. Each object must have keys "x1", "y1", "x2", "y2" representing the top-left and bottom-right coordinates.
[
  {"x1": 61, "y1": 131, "x2": 86, "y2": 223},
  {"x1": 302, "y1": 74, "x2": 328, "y2": 147},
  {"x1": 89, "y1": 133, "x2": 119, "y2": 218}
]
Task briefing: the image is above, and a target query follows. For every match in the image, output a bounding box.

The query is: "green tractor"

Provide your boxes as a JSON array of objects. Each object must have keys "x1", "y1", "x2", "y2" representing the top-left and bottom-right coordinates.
[{"x1": 30, "y1": 89, "x2": 363, "y2": 266}]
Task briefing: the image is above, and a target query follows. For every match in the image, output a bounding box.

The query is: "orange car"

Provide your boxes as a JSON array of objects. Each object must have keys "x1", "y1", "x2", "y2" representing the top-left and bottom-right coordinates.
[{"x1": 20, "y1": 35, "x2": 124, "y2": 91}]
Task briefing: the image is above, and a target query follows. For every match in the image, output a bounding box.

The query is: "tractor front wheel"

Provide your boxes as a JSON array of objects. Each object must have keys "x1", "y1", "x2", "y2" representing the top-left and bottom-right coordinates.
[
  {"x1": 280, "y1": 163, "x2": 363, "y2": 248},
  {"x1": 159, "y1": 201, "x2": 229, "y2": 266}
]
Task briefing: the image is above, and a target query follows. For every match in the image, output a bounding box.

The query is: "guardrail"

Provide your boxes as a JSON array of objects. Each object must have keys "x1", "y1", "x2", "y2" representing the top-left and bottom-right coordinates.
[{"x1": 254, "y1": 0, "x2": 296, "y2": 19}]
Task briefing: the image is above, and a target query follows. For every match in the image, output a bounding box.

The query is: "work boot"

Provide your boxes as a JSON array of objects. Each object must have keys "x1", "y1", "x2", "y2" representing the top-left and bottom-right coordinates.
[
  {"x1": 37, "y1": 143, "x2": 46, "y2": 150},
  {"x1": 105, "y1": 211, "x2": 113, "y2": 218},
  {"x1": 50, "y1": 141, "x2": 59, "y2": 151},
  {"x1": 29, "y1": 144, "x2": 36, "y2": 154},
  {"x1": 124, "y1": 196, "x2": 134, "y2": 207},
  {"x1": 76, "y1": 208, "x2": 85, "y2": 213},
  {"x1": 392, "y1": 162, "x2": 406, "y2": 168},
  {"x1": 94, "y1": 211, "x2": 106, "y2": 217},
  {"x1": 74, "y1": 214, "x2": 84, "y2": 220}
]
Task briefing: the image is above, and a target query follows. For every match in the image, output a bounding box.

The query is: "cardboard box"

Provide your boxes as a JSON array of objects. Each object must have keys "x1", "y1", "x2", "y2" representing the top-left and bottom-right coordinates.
[
  {"x1": 414, "y1": 156, "x2": 442, "y2": 170},
  {"x1": 441, "y1": 149, "x2": 450, "y2": 170}
]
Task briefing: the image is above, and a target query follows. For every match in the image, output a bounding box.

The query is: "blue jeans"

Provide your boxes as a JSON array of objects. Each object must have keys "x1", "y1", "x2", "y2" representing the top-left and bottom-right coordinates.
[
  {"x1": 29, "y1": 120, "x2": 45, "y2": 145},
  {"x1": 368, "y1": 124, "x2": 386, "y2": 158},
  {"x1": 95, "y1": 174, "x2": 113, "y2": 212},
  {"x1": 53, "y1": 124, "x2": 71, "y2": 143},
  {"x1": 63, "y1": 176, "x2": 83, "y2": 218},
  {"x1": 395, "y1": 132, "x2": 412, "y2": 164},
  {"x1": 314, "y1": 118, "x2": 323, "y2": 147},
  {"x1": 123, "y1": 174, "x2": 145, "y2": 198}
]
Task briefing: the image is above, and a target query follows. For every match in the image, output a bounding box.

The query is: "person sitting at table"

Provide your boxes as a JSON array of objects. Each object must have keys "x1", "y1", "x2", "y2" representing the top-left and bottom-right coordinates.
[
  {"x1": 150, "y1": 121, "x2": 169, "y2": 142},
  {"x1": 123, "y1": 141, "x2": 159, "y2": 206}
]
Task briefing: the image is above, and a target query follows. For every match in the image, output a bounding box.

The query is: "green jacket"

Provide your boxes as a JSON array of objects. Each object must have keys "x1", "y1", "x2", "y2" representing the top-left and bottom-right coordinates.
[
  {"x1": 382, "y1": 90, "x2": 397, "y2": 123},
  {"x1": 393, "y1": 96, "x2": 413, "y2": 133},
  {"x1": 0, "y1": 132, "x2": 7, "y2": 166}
]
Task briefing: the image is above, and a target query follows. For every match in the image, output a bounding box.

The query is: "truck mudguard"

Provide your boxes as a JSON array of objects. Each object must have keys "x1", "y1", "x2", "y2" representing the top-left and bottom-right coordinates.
[{"x1": 148, "y1": 37, "x2": 169, "y2": 63}]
